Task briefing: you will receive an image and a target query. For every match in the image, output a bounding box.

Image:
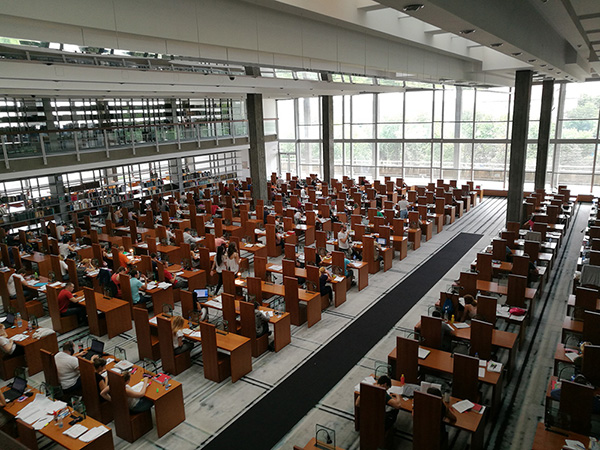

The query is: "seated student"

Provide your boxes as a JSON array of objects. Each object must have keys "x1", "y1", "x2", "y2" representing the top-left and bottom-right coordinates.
[
  {"x1": 55, "y1": 341, "x2": 83, "y2": 395},
  {"x1": 293, "y1": 210, "x2": 302, "y2": 225},
  {"x1": 319, "y1": 267, "x2": 334, "y2": 305},
  {"x1": 58, "y1": 282, "x2": 87, "y2": 325},
  {"x1": 355, "y1": 375, "x2": 402, "y2": 430},
  {"x1": 343, "y1": 256, "x2": 356, "y2": 286},
  {"x1": 426, "y1": 386, "x2": 457, "y2": 448},
  {"x1": 254, "y1": 302, "x2": 271, "y2": 339},
  {"x1": 0, "y1": 323, "x2": 24, "y2": 358},
  {"x1": 183, "y1": 228, "x2": 200, "y2": 245},
  {"x1": 524, "y1": 214, "x2": 536, "y2": 231},
  {"x1": 7, "y1": 268, "x2": 32, "y2": 300},
  {"x1": 59, "y1": 255, "x2": 69, "y2": 281},
  {"x1": 171, "y1": 316, "x2": 193, "y2": 355},
  {"x1": 129, "y1": 270, "x2": 150, "y2": 306},
  {"x1": 58, "y1": 236, "x2": 76, "y2": 259},
  {"x1": 77, "y1": 258, "x2": 96, "y2": 288},
  {"x1": 214, "y1": 235, "x2": 227, "y2": 248},
  {"x1": 111, "y1": 266, "x2": 127, "y2": 297},
  {"x1": 107, "y1": 372, "x2": 153, "y2": 413},
  {"x1": 117, "y1": 246, "x2": 129, "y2": 268},
  {"x1": 550, "y1": 373, "x2": 600, "y2": 414},
  {"x1": 460, "y1": 295, "x2": 477, "y2": 322},
  {"x1": 94, "y1": 358, "x2": 111, "y2": 402},
  {"x1": 505, "y1": 245, "x2": 514, "y2": 263}
]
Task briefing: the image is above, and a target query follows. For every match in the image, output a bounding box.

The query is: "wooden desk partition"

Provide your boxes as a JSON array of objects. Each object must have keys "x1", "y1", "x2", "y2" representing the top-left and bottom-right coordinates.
[
  {"x1": 476, "y1": 252, "x2": 492, "y2": 282},
  {"x1": 420, "y1": 316, "x2": 442, "y2": 350},
  {"x1": 413, "y1": 390, "x2": 443, "y2": 450},
  {"x1": 452, "y1": 353, "x2": 479, "y2": 402},
  {"x1": 476, "y1": 295, "x2": 497, "y2": 326},
  {"x1": 583, "y1": 310, "x2": 600, "y2": 344},
  {"x1": 199, "y1": 321, "x2": 231, "y2": 383},
  {"x1": 107, "y1": 369, "x2": 153, "y2": 443},
  {"x1": 469, "y1": 319, "x2": 493, "y2": 360},
  {"x1": 359, "y1": 382, "x2": 388, "y2": 450},
  {"x1": 79, "y1": 356, "x2": 113, "y2": 424},
  {"x1": 394, "y1": 336, "x2": 419, "y2": 383},
  {"x1": 133, "y1": 306, "x2": 159, "y2": 361},
  {"x1": 559, "y1": 380, "x2": 594, "y2": 434},
  {"x1": 582, "y1": 344, "x2": 600, "y2": 386},
  {"x1": 284, "y1": 276, "x2": 305, "y2": 326},
  {"x1": 506, "y1": 274, "x2": 527, "y2": 308},
  {"x1": 84, "y1": 287, "x2": 108, "y2": 338},
  {"x1": 157, "y1": 315, "x2": 190, "y2": 375}
]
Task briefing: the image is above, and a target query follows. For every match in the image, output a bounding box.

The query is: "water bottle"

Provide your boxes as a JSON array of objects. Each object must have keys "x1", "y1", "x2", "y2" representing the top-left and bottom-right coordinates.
[
  {"x1": 400, "y1": 374, "x2": 405, "y2": 386},
  {"x1": 16, "y1": 312, "x2": 22, "y2": 328},
  {"x1": 27, "y1": 320, "x2": 32, "y2": 333}
]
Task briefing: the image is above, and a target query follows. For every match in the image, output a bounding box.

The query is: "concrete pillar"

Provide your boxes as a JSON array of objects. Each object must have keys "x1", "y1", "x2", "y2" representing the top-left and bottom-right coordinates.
[
  {"x1": 168, "y1": 159, "x2": 183, "y2": 193},
  {"x1": 49, "y1": 174, "x2": 68, "y2": 223},
  {"x1": 507, "y1": 70, "x2": 533, "y2": 223},
  {"x1": 535, "y1": 79, "x2": 554, "y2": 190},
  {"x1": 246, "y1": 93, "x2": 268, "y2": 203},
  {"x1": 453, "y1": 87, "x2": 462, "y2": 178},
  {"x1": 321, "y1": 96, "x2": 334, "y2": 183}
]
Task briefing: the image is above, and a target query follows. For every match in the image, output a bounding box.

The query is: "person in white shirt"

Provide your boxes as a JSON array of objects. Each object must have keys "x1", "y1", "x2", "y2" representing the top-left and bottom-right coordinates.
[
  {"x1": 0, "y1": 323, "x2": 23, "y2": 357},
  {"x1": 183, "y1": 228, "x2": 200, "y2": 245},
  {"x1": 55, "y1": 223, "x2": 65, "y2": 240},
  {"x1": 55, "y1": 341, "x2": 84, "y2": 394},
  {"x1": 293, "y1": 210, "x2": 302, "y2": 225},
  {"x1": 7, "y1": 269, "x2": 29, "y2": 299},
  {"x1": 226, "y1": 242, "x2": 241, "y2": 274},
  {"x1": 397, "y1": 195, "x2": 410, "y2": 219},
  {"x1": 59, "y1": 255, "x2": 69, "y2": 280},
  {"x1": 338, "y1": 224, "x2": 351, "y2": 254}
]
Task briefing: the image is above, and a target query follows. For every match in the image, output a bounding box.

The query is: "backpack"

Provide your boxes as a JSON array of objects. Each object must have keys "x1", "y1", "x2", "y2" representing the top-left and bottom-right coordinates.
[{"x1": 442, "y1": 297, "x2": 454, "y2": 316}]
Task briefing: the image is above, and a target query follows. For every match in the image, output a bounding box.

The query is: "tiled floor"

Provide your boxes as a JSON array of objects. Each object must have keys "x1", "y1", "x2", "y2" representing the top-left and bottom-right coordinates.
[{"x1": 9, "y1": 196, "x2": 585, "y2": 450}]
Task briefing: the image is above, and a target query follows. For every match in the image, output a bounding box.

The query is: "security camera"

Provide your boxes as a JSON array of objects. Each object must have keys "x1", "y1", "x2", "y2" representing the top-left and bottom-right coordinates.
[{"x1": 229, "y1": 76, "x2": 235, "y2": 81}]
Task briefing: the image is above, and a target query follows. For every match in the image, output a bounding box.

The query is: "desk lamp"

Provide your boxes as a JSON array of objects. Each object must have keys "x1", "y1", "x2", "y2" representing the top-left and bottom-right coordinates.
[{"x1": 315, "y1": 424, "x2": 335, "y2": 450}]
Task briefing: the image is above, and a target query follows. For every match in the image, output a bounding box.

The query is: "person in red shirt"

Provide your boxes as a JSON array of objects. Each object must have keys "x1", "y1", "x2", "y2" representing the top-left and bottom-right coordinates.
[
  {"x1": 211, "y1": 204, "x2": 219, "y2": 216},
  {"x1": 57, "y1": 283, "x2": 86, "y2": 324},
  {"x1": 111, "y1": 266, "x2": 126, "y2": 297}
]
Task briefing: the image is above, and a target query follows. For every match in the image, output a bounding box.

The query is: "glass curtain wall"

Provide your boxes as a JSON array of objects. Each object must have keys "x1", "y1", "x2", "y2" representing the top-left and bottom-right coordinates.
[{"x1": 276, "y1": 81, "x2": 600, "y2": 194}]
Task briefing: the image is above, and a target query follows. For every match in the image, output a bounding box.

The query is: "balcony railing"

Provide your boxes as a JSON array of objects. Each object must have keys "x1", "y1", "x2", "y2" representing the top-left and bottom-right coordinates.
[{"x1": 0, "y1": 118, "x2": 277, "y2": 166}]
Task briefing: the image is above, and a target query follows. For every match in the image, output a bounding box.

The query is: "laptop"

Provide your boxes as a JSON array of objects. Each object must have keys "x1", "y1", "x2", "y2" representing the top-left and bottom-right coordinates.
[
  {"x1": 4, "y1": 376, "x2": 27, "y2": 402},
  {"x1": 1, "y1": 312, "x2": 14, "y2": 327},
  {"x1": 194, "y1": 289, "x2": 209, "y2": 303},
  {"x1": 376, "y1": 237, "x2": 387, "y2": 246},
  {"x1": 82, "y1": 339, "x2": 106, "y2": 360}
]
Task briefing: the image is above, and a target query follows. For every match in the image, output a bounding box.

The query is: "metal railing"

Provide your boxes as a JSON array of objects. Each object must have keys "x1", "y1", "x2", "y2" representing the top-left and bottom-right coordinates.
[{"x1": 0, "y1": 118, "x2": 277, "y2": 165}]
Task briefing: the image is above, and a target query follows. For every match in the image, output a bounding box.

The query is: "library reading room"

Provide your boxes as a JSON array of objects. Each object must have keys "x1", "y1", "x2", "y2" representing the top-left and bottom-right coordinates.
[{"x1": 1, "y1": 1, "x2": 600, "y2": 450}]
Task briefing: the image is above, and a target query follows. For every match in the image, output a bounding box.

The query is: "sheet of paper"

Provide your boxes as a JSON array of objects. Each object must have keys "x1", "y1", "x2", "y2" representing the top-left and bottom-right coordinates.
[
  {"x1": 32, "y1": 416, "x2": 53, "y2": 430},
  {"x1": 79, "y1": 426, "x2": 110, "y2": 443},
  {"x1": 149, "y1": 317, "x2": 157, "y2": 325},
  {"x1": 388, "y1": 386, "x2": 404, "y2": 395},
  {"x1": 478, "y1": 367, "x2": 486, "y2": 378},
  {"x1": 63, "y1": 423, "x2": 88, "y2": 438},
  {"x1": 478, "y1": 359, "x2": 486, "y2": 367},
  {"x1": 452, "y1": 399, "x2": 474, "y2": 413},
  {"x1": 564, "y1": 440, "x2": 586, "y2": 450},
  {"x1": 453, "y1": 322, "x2": 469, "y2": 329},
  {"x1": 130, "y1": 381, "x2": 145, "y2": 393},
  {"x1": 418, "y1": 348, "x2": 430, "y2": 359}
]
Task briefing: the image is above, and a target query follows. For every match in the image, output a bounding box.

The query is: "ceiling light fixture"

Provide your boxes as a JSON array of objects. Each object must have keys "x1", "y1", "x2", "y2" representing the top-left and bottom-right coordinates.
[
  {"x1": 490, "y1": 43, "x2": 503, "y2": 48},
  {"x1": 528, "y1": 59, "x2": 537, "y2": 63},
  {"x1": 511, "y1": 52, "x2": 523, "y2": 56},
  {"x1": 460, "y1": 29, "x2": 476, "y2": 35},
  {"x1": 540, "y1": 64, "x2": 547, "y2": 67},
  {"x1": 403, "y1": 4, "x2": 424, "y2": 12}
]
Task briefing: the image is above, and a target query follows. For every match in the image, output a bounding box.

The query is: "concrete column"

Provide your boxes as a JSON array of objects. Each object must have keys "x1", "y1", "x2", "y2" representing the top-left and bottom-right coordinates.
[
  {"x1": 507, "y1": 70, "x2": 533, "y2": 223},
  {"x1": 49, "y1": 174, "x2": 68, "y2": 223},
  {"x1": 321, "y1": 96, "x2": 334, "y2": 183},
  {"x1": 168, "y1": 159, "x2": 183, "y2": 193},
  {"x1": 453, "y1": 87, "x2": 462, "y2": 178},
  {"x1": 535, "y1": 79, "x2": 554, "y2": 190},
  {"x1": 246, "y1": 93, "x2": 268, "y2": 203}
]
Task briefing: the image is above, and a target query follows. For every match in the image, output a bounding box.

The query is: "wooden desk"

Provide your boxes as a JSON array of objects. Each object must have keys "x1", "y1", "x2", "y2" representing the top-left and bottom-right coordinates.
[
  {"x1": 6, "y1": 320, "x2": 59, "y2": 375},
  {"x1": 165, "y1": 265, "x2": 207, "y2": 291},
  {"x1": 145, "y1": 284, "x2": 174, "y2": 313},
  {"x1": 381, "y1": 247, "x2": 393, "y2": 272},
  {"x1": 1, "y1": 386, "x2": 114, "y2": 450},
  {"x1": 156, "y1": 244, "x2": 181, "y2": 264},
  {"x1": 407, "y1": 228, "x2": 421, "y2": 249},
  {"x1": 388, "y1": 345, "x2": 503, "y2": 417},
  {"x1": 451, "y1": 323, "x2": 518, "y2": 379},
  {"x1": 239, "y1": 243, "x2": 268, "y2": 257},
  {"x1": 553, "y1": 343, "x2": 579, "y2": 375},
  {"x1": 420, "y1": 220, "x2": 433, "y2": 241},
  {"x1": 74, "y1": 291, "x2": 132, "y2": 338},
  {"x1": 476, "y1": 280, "x2": 537, "y2": 300},
  {"x1": 20, "y1": 251, "x2": 51, "y2": 277},
  {"x1": 390, "y1": 235, "x2": 408, "y2": 260},
  {"x1": 237, "y1": 278, "x2": 322, "y2": 327},
  {"x1": 348, "y1": 261, "x2": 369, "y2": 291},
  {"x1": 353, "y1": 378, "x2": 485, "y2": 450},
  {"x1": 296, "y1": 437, "x2": 345, "y2": 450},
  {"x1": 150, "y1": 315, "x2": 252, "y2": 382},
  {"x1": 205, "y1": 298, "x2": 291, "y2": 352},
  {"x1": 561, "y1": 317, "x2": 583, "y2": 343},
  {"x1": 532, "y1": 422, "x2": 589, "y2": 450}
]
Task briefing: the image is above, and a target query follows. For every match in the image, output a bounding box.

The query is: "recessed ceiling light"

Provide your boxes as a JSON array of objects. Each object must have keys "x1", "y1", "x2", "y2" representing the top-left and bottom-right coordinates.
[
  {"x1": 547, "y1": 67, "x2": 554, "y2": 71},
  {"x1": 528, "y1": 59, "x2": 537, "y2": 63},
  {"x1": 490, "y1": 43, "x2": 503, "y2": 48},
  {"x1": 511, "y1": 52, "x2": 523, "y2": 56},
  {"x1": 460, "y1": 29, "x2": 476, "y2": 35},
  {"x1": 403, "y1": 4, "x2": 424, "y2": 12},
  {"x1": 556, "y1": 71, "x2": 561, "y2": 74},
  {"x1": 540, "y1": 64, "x2": 547, "y2": 67}
]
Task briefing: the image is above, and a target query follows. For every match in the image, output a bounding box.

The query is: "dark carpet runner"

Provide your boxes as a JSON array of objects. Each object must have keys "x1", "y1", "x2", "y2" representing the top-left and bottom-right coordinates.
[{"x1": 204, "y1": 232, "x2": 483, "y2": 449}]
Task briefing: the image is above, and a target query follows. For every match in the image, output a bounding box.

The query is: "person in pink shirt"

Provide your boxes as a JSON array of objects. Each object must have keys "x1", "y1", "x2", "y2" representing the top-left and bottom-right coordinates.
[{"x1": 215, "y1": 236, "x2": 226, "y2": 248}]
